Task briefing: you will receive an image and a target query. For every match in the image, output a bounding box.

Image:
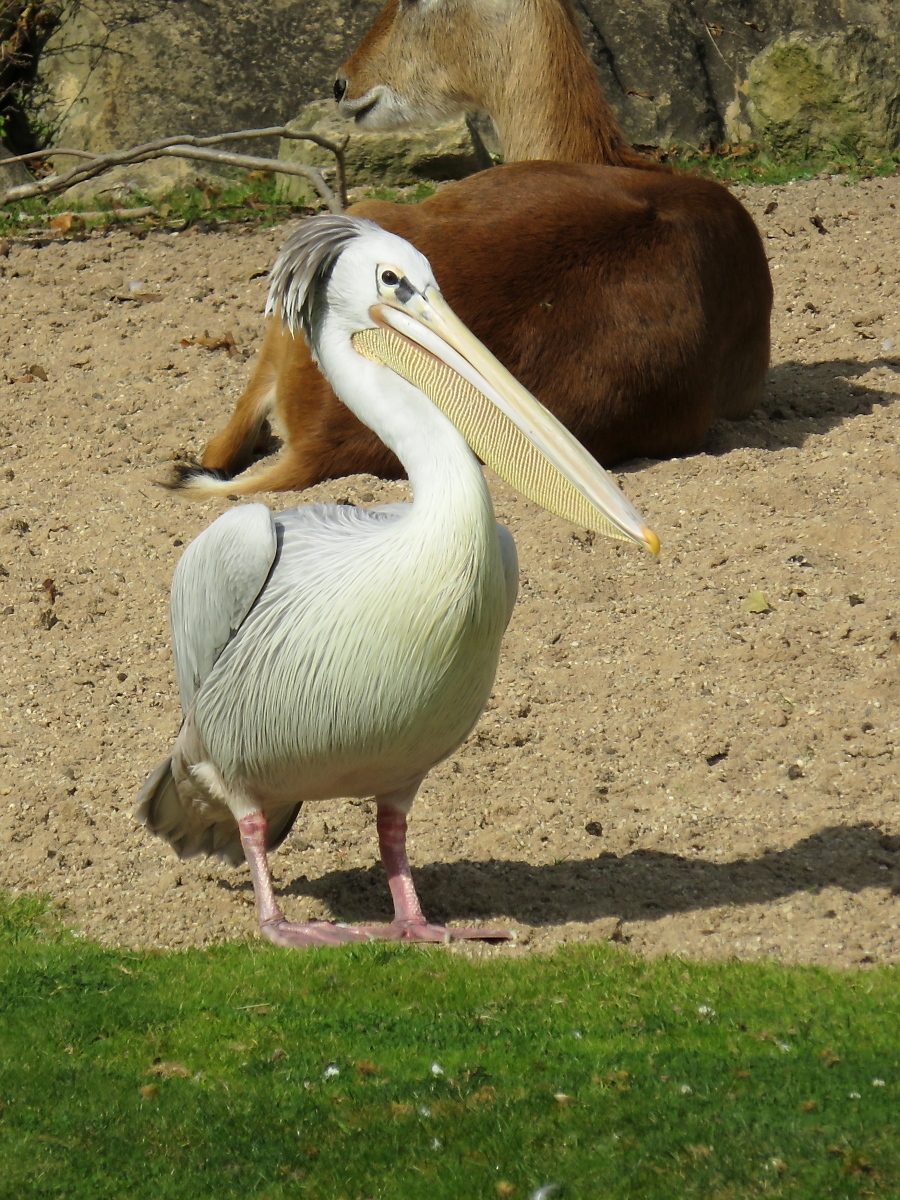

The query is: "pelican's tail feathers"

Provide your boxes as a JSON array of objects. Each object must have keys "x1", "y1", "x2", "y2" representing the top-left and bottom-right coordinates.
[
  {"x1": 136, "y1": 756, "x2": 180, "y2": 835},
  {"x1": 136, "y1": 756, "x2": 245, "y2": 868}
]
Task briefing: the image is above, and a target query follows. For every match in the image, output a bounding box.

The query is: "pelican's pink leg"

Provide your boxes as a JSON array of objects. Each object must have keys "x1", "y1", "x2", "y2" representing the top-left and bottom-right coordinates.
[
  {"x1": 358, "y1": 799, "x2": 511, "y2": 943},
  {"x1": 376, "y1": 804, "x2": 433, "y2": 932},
  {"x1": 238, "y1": 801, "x2": 510, "y2": 949},
  {"x1": 238, "y1": 810, "x2": 371, "y2": 947}
]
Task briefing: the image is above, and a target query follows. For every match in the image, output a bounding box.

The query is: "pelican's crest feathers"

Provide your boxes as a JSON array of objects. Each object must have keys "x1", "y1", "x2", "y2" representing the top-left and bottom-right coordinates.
[{"x1": 265, "y1": 215, "x2": 375, "y2": 344}]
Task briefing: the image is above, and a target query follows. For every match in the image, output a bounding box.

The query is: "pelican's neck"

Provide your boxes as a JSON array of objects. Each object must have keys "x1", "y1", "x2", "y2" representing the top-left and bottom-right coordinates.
[
  {"x1": 319, "y1": 338, "x2": 497, "y2": 540},
  {"x1": 393, "y1": 399, "x2": 492, "y2": 526}
]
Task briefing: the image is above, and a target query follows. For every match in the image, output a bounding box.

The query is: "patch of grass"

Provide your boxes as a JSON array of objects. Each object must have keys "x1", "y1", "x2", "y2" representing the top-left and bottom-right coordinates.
[
  {"x1": 0, "y1": 175, "x2": 443, "y2": 240},
  {"x1": 0, "y1": 891, "x2": 56, "y2": 942},
  {"x1": 0, "y1": 174, "x2": 440, "y2": 240},
  {"x1": 0, "y1": 895, "x2": 896, "y2": 1199},
  {"x1": 660, "y1": 142, "x2": 900, "y2": 187},
  {"x1": 357, "y1": 182, "x2": 438, "y2": 204},
  {"x1": 3, "y1": 144, "x2": 897, "y2": 241},
  {"x1": 0, "y1": 173, "x2": 322, "y2": 238}
]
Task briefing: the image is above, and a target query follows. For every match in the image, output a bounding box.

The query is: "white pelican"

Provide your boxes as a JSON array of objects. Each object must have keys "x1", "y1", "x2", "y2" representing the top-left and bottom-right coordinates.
[{"x1": 138, "y1": 215, "x2": 658, "y2": 947}]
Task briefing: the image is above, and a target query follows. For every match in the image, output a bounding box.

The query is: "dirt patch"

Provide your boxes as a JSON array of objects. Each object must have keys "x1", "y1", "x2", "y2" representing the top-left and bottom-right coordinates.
[{"x1": 1, "y1": 174, "x2": 898, "y2": 966}]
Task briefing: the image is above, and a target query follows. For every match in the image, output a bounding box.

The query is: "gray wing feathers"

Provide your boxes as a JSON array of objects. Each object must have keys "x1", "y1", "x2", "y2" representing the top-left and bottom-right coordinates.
[{"x1": 171, "y1": 504, "x2": 277, "y2": 715}]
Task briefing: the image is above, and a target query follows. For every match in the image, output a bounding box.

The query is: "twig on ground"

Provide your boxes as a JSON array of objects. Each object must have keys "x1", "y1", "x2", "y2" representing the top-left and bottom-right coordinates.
[
  {"x1": 50, "y1": 206, "x2": 156, "y2": 222},
  {"x1": 0, "y1": 127, "x2": 349, "y2": 212}
]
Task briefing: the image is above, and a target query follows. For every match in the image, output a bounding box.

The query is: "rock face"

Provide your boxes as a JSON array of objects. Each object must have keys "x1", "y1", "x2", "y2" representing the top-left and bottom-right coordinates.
[
  {"x1": 575, "y1": 0, "x2": 900, "y2": 153},
  {"x1": 32, "y1": 0, "x2": 900, "y2": 190},
  {"x1": 743, "y1": 30, "x2": 900, "y2": 157},
  {"x1": 35, "y1": 0, "x2": 383, "y2": 163},
  {"x1": 0, "y1": 143, "x2": 32, "y2": 191}
]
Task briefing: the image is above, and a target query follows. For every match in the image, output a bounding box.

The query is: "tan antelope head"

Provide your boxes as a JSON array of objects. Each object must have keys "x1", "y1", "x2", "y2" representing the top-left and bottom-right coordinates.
[{"x1": 334, "y1": 0, "x2": 635, "y2": 165}]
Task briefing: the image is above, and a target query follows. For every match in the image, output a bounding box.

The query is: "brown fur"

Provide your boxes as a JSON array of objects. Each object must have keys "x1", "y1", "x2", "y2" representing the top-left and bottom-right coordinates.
[{"x1": 185, "y1": 0, "x2": 771, "y2": 498}]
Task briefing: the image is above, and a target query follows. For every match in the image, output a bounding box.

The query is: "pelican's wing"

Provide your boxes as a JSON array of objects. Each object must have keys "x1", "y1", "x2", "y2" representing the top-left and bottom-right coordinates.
[{"x1": 171, "y1": 504, "x2": 278, "y2": 714}]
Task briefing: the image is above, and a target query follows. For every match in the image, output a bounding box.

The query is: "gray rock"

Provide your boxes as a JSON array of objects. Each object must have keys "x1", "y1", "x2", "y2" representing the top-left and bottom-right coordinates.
[
  {"x1": 0, "y1": 142, "x2": 32, "y2": 191},
  {"x1": 277, "y1": 101, "x2": 493, "y2": 201},
  {"x1": 744, "y1": 30, "x2": 900, "y2": 155}
]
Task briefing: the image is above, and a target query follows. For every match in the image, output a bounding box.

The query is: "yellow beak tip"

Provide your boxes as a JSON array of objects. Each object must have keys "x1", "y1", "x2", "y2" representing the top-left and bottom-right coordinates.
[{"x1": 642, "y1": 528, "x2": 661, "y2": 557}]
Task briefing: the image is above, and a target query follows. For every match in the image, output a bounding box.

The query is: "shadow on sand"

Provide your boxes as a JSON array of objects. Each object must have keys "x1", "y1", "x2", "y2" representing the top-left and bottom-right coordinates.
[
  {"x1": 705, "y1": 355, "x2": 900, "y2": 457},
  {"x1": 211, "y1": 359, "x2": 899, "y2": 928},
  {"x1": 217, "y1": 822, "x2": 900, "y2": 926},
  {"x1": 613, "y1": 356, "x2": 900, "y2": 474}
]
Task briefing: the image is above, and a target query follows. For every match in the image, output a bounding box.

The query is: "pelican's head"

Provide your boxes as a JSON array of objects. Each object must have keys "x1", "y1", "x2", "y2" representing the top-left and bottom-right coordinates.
[
  {"x1": 265, "y1": 214, "x2": 437, "y2": 347},
  {"x1": 267, "y1": 216, "x2": 659, "y2": 555}
]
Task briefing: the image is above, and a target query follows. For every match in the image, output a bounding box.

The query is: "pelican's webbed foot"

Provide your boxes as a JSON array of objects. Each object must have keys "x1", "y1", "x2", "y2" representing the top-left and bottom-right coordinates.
[
  {"x1": 374, "y1": 804, "x2": 511, "y2": 943},
  {"x1": 238, "y1": 806, "x2": 512, "y2": 951},
  {"x1": 240, "y1": 812, "x2": 371, "y2": 949},
  {"x1": 260, "y1": 916, "x2": 511, "y2": 947},
  {"x1": 353, "y1": 919, "x2": 512, "y2": 943},
  {"x1": 259, "y1": 917, "x2": 374, "y2": 948}
]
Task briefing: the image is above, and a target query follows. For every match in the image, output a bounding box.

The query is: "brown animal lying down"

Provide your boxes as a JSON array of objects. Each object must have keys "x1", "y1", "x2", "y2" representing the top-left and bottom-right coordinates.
[{"x1": 172, "y1": 160, "x2": 771, "y2": 498}]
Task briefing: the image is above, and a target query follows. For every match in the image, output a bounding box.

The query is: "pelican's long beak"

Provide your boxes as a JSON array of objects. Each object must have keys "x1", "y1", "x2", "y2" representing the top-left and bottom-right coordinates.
[{"x1": 355, "y1": 287, "x2": 659, "y2": 555}]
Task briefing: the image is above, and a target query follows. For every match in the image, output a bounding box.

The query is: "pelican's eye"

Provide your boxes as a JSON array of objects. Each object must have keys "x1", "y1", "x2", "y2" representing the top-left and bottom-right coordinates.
[{"x1": 378, "y1": 266, "x2": 417, "y2": 305}]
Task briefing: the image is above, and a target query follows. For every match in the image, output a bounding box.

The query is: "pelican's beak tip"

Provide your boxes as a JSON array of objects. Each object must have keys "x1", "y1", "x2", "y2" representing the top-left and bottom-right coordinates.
[{"x1": 642, "y1": 527, "x2": 661, "y2": 558}]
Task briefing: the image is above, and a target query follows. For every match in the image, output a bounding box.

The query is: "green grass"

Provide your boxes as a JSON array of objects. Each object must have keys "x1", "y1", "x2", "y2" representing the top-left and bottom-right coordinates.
[
  {"x1": 0, "y1": 894, "x2": 896, "y2": 1199},
  {"x1": 660, "y1": 142, "x2": 900, "y2": 187},
  {"x1": 357, "y1": 182, "x2": 438, "y2": 205},
  {"x1": 0, "y1": 176, "x2": 443, "y2": 239},
  {"x1": 0, "y1": 176, "x2": 440, "y2": 239},
  {"x1": 0, "y1": 174, "x2": 318, "y2": 238}
]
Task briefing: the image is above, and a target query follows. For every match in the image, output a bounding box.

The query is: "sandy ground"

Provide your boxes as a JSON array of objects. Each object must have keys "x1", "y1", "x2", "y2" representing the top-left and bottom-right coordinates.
[{"x1": 0, "y1": 172, "x2": 898, "y2": 967}]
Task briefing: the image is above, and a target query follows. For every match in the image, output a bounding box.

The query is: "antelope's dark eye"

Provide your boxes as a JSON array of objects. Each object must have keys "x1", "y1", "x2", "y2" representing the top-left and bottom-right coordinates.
[{"x1": 381, "y1": 270, "x2": 400, "y2": 287}]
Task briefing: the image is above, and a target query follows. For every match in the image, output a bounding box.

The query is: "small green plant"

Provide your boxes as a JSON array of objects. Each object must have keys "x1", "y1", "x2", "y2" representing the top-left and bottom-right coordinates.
[
  {"x1": 0, "y1": 891, "x2": 56, "y2": 942},
  {"x1": 3, "y1": 143, "x2": 896, "y2": 239},
  {"x1": 358, "y1": 181, "x2": 437, "y2": 204},
  {"x1": 0, "y1": 171, "x2": 443, "y2": 237}
]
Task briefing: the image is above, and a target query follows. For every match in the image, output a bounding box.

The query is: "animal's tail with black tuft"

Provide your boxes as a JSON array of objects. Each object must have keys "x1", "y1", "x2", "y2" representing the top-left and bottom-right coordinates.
[{"x1": 163, "y1": 454, "x2": 311, "y2": 499}]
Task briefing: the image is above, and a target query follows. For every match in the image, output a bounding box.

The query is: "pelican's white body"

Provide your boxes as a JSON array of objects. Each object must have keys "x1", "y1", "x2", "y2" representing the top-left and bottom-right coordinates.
[
  {"x1": 140, "y1": 242, "x2": 519, "y2": 864},
  {"x1": 203, "y1": 504, "x2": 513, "y2": 801}
]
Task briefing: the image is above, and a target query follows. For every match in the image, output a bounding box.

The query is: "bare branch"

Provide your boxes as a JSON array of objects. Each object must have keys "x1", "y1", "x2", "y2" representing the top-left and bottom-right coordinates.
[
  {"x1": 0, "y1": 126, "x2": 349, "y2": 212},
  {"x1": 1, "y1": 147, "x2": 97, "y2": 163}
]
